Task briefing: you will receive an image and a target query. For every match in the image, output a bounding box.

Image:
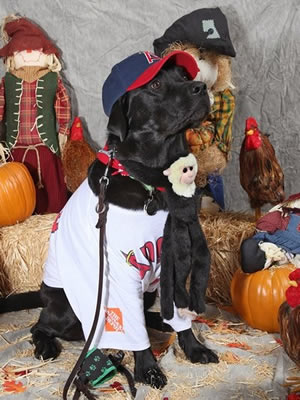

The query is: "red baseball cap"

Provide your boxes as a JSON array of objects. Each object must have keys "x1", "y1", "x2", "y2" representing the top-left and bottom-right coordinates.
[{"x1": 102, "y1": 50, "x2": 199, "y2": 116}]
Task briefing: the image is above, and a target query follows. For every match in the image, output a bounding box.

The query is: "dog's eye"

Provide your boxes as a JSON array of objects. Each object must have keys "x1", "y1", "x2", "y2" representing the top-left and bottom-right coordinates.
[
  {"x1": 150, "y1": 80, "x2": 161, "y2": 89},
  {"x1": 183, "y1": 167, "x2": 188, "y2": 173},
  {"x1": 182, "y1": 74, "x2": 189, "y2": 81}
]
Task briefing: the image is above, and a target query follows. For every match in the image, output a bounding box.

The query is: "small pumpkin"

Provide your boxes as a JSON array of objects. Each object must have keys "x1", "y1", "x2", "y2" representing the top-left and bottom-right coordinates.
[
  {"x1": 230, "y1": 264, "x2": 296, "y2": 333},
  {"x1": 0, "y1": 144, "x2": 36, "y2": 227}
]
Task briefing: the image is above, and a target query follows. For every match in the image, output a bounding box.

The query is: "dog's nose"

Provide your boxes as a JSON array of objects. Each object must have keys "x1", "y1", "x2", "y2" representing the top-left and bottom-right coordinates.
[{"x1": 192, "y1": 82, "x2": 207, "y2": 95}]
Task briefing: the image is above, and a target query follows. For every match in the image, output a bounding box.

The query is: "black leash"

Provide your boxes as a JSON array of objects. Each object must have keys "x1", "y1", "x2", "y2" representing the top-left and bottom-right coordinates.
[
  {"x1": 62, "y1": 174, "x2": 108, "y2": 400},
  {"x1": 62, "y1": 151, "x2": 137, "y2": 400}
]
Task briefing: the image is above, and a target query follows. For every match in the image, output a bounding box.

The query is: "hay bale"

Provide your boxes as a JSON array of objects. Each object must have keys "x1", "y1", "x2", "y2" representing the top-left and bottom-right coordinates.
[
  {"x1": 0, "y1": 214, "x2": 56, "y2": 296},
  {"x1": 0, "y1": 210, "x2": 255, "y2": 306},
  {"x1": 200, "y1": 211, "x2": 255, "y2": 305}
]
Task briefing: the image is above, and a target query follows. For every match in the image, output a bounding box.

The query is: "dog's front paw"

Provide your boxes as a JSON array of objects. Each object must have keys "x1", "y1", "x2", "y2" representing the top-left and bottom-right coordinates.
[
  {"x1": 178, "y1": 328, "x2": 219, "y2": 364},
  {"x1": 134, "y1": 348, "x2": 167, "y2": 389},
  {"x1": 31, "y1": 330, "x2": 61, "y2": 360},
  {"x1": 142, "y1": 367, "x2": 167, "y2": 389},
  {"x1": 135, "y1": 365, "x2": 167, "y2": 389}
]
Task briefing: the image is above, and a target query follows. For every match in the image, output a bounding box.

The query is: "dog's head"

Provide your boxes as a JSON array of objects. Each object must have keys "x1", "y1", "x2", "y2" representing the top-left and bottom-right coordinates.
[{"x1": 102, "y1": 51, "x2": 210, "y2": 170}]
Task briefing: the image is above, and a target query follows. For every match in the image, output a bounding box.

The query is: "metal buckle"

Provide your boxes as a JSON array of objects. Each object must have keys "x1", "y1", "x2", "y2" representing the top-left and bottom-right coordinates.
[
  {"x1": 95, "y1": 149, "x2": 114, "y2": 216},
  {"x1": 144, "y1": 190, "x2": 154, "y2": 214}
]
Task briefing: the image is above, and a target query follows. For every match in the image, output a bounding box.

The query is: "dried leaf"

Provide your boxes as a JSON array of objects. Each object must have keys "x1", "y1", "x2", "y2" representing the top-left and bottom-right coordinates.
[
  {"x1": 226, "y1": 342, "x2": 251, "y2": 350},
  {"x1": 3, "y1": 380, "x2": 26, "y2": 393},
  {"x1": 98, "y1": 381, "x2": 125, "y2": 393},
  {"x1": 110, "y1": 381, "x2": 124, "y2": 391},
  {"x1": 193, "y1": 316, "x2": 216, "y2": 327},
  {"x1": 220, "y1": 351, "x2": 241, "y2": 364}
]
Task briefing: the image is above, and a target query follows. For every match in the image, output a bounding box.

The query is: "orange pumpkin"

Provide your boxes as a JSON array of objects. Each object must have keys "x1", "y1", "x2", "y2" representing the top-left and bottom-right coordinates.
[
  {"x1": 0, "y1": 161, "x2": 36, "y2": 227},
  {"x1": 230, "y1": 264, "x2": 296, "y2": 333}
]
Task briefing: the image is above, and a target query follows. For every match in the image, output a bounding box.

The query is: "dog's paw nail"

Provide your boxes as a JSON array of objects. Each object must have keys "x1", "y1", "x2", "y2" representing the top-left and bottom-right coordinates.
[
  {"x1": 210, "y1": 352, "x2": 219, "y2": 363},
  {"x1": 145, "y1": 367, "x2": 167, "y2": 389}
]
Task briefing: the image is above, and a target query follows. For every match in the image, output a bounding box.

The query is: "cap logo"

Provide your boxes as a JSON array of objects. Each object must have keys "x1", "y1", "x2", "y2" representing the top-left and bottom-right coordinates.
[
  {"x1": 143, "y1": 51, "x2": 160, "y2": 64},
  {"x1": 202, "y1": 20, "x2": 221, "y2": 39}
]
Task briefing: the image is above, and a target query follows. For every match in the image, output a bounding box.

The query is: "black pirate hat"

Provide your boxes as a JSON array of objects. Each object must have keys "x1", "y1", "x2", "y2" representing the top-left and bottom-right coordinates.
[{"x1": 153, "y1": 7, "x2": 236, "y2": 57}]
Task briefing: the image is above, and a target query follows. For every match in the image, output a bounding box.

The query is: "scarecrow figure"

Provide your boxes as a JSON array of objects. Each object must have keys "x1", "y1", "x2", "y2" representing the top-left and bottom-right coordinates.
[
  {"x1": 0, "y1": 15, "x2": 71, "y2": 214},
  {"x1": 153, "y1": 7, "x2": 236, "y2": 210},
  {"x1": 241, "y1": 193, "x2": 300, "y2": 273}
]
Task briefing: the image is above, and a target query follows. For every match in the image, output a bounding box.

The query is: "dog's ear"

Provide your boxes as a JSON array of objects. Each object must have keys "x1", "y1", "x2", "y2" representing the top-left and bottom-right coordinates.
[{"x1": 107, "y1": 96, "x2": 128, "y2": 142}]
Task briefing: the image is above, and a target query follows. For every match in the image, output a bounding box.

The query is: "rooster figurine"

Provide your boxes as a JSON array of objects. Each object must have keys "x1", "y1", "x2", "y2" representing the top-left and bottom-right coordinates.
[
  {"x1": 61, "y1": 117, "x2": 96, "y2": 193},
  {"x1": 239, "y1": 117, "x2": 285, "y2": 219},
  {"x1": 279, "y1": 269, "x2": 300, "y2": 369}
]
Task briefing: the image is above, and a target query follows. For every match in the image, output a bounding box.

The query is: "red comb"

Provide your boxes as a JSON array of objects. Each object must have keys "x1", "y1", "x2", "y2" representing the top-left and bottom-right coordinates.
[{"x1": 245, "y1": 117, "x2": 258, "y2": 131}]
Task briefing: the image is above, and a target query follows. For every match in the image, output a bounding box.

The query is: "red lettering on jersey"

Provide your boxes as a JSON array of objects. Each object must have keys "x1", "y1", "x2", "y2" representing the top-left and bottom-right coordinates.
[
  {"x1": 51, "y1": 212, "x2": 62, "y2": 233},
  {"x1": 140, "y1": 241, "x2": 155, "y2": 263},
  {"x1": 123, "y1": 237, "x2": 164, "y2": 279},
  {"x1": 156, "y1": 237, "x2": 163, "y2": 262},
  {"x1": 126, "y1": 250, "x2": 151, "y2": 279}
]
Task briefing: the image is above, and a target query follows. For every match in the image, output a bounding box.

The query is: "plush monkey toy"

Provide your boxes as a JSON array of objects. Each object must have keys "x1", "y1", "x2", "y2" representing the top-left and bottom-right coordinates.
[
  {"x1": 120, "y1": 152, "x2": 211, "y2": 320},
  {"x1": 160, "y1": 154, "x2": 210, "y2": 320}
]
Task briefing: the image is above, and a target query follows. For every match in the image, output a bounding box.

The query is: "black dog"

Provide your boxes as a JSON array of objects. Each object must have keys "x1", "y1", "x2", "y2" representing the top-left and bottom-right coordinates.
[{"x1": 30, "y1": 53, "x2": 218, "y2": 389}]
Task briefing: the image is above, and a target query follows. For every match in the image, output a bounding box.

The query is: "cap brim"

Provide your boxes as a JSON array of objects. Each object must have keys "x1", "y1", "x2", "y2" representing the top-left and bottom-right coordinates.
[{"x1": 127, "y1": 50, "x2": 199, "y2": 91}]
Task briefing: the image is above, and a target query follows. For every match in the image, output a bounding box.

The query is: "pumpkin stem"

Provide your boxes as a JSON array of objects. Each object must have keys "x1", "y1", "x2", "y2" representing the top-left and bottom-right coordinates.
[{"x1": 0, "y1": 142, "x2": 11, "y2": 164}]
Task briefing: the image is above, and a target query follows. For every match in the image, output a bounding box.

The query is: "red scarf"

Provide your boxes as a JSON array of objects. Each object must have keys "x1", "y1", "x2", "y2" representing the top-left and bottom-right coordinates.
[
  {"x1": 97, "y1": 148, "x2": 129, "y2": 176},
  {"x1": 96, "y1": 145, "x2": 165, "y2": 191}
]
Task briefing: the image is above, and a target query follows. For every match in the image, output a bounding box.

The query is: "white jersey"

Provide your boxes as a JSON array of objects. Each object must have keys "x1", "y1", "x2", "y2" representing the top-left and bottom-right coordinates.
[{"x1": 44, "y1": 179, "x2": 192, "y2": 351}]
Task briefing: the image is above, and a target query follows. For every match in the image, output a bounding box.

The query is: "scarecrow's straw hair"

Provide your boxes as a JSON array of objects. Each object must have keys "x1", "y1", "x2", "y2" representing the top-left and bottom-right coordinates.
[{"x1": 0, "y1": 14, "x2": 20, "y2": 43}]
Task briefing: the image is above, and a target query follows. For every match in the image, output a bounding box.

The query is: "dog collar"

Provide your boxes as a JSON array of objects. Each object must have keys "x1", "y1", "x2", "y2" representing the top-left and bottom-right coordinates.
[{"x1": 97, "y1": 147, "x2": 165, "y2": 193}]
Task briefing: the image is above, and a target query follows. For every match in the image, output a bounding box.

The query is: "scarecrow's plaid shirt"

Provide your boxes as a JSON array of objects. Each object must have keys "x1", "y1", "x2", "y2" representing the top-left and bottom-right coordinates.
[
  {"x1": 210, "y1": 88, "x2": 235, "y2": 156},
  {"x1": 0, "y1": 75, "x2": 70, "y2": 145},
  {"x1": 186, "y1": 88, "x2": 235, "y2": 159}
]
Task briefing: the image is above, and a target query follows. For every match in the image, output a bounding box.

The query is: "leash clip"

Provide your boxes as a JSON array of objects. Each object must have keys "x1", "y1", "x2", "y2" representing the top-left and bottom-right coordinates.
[
  {"x1": 144, "y1": 189, "x2": 154, "y2": 215},
  {"x1": 95, "y1": 148, "x2": 115, "y2": 226},
  {"x1": 101, "y1": 149, "x2": 115, "y2": 181}
]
